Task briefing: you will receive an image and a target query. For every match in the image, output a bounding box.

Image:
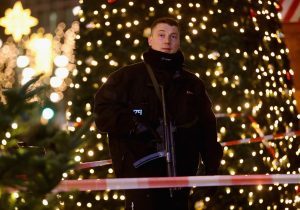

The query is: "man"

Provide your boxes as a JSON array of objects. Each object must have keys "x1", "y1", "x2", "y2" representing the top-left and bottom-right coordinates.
[{"x1": 94, "y1": 17, "x2": 223, "y2": 210}]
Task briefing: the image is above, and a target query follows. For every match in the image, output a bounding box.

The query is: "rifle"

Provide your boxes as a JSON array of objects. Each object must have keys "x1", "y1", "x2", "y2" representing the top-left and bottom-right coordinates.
[
  {"x1": 144, "y1": 62, "x2": 177, "y2": 196},
  {"x1": 160, "y1": 85, "x2": 177, "y2": 197},
  {"x1": 132, "y1": 84, "x2": 177, "y2": 197}
]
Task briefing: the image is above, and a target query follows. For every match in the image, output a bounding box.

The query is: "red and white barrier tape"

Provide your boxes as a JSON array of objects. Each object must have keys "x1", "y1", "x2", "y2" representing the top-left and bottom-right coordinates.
[
  {"x1": 53, "y1": 174, "x2": 300, "y2": 192},
  {"x1": 221, "y1": 130, "x2": 300, "y2": 146},
  {"x1": 247, "y1": 115, "x2": 276, "y2": 158},
  {"x1": 77, "y1": 159, "x2": 112, "y2": 169}
]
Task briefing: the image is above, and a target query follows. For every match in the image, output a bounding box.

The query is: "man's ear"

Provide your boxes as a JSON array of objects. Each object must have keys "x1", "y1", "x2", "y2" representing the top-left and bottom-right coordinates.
[{"x1": 148, "y1": 36, "x2": 152, "y2": 47}]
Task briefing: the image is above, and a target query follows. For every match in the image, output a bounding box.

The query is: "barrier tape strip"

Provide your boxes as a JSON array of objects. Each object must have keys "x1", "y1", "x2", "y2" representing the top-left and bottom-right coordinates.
[
  {"x1": 53, "y1": 174, "x2": 300, "y2": 192},
  {"x1": 247, "y1": 115, "x2": 276, "y2": 158},
  {"x1": 77, "y1": 159, "x2": 112, "y2": 169},
  {"x1": 221, "y1": 130, "x2": 300, "y2": 146}
]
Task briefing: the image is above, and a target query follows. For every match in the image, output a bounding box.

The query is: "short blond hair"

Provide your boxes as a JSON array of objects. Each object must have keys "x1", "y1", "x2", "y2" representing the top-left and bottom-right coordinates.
[{"x1": 151, "y1": 17, "x2": 180, "y2": 32}]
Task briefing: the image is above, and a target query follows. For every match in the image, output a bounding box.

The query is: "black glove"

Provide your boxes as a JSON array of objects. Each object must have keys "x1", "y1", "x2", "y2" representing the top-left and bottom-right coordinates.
[
  {"x1": 130, "y1": 117, "x2": 164, "y2": 146},
  {"x1": 134, "y1": 122, "x2": 148, "y2": 134},
  {"x1": 130, "y1": 116, "x2": 149, "y2": 135}
]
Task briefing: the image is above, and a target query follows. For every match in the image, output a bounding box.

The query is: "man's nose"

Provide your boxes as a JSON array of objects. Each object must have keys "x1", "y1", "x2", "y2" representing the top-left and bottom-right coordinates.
[{"x1": 164, "y1": 36, "x2": 170, "y2": 44}]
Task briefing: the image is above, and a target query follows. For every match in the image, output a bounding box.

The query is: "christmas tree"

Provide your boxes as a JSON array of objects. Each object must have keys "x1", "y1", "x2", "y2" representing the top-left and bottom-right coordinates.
[
  {"x1": 61, "y1": 0, "x2": 300, "y2": 209},
  {"x1": 0, "y1": 74, "x2": 93, "y2": 210}
]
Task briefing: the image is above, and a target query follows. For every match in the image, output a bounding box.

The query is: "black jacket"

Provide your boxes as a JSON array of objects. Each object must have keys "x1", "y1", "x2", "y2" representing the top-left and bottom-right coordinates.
[{"x1": 94, "y1": 49, "x2": 223, "y2": 178}]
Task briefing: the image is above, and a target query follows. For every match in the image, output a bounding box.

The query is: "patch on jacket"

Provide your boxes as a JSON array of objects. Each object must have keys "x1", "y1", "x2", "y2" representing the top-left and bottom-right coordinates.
[{"x1": 133, "y1": 109, "x2": 143, "y2": 116}]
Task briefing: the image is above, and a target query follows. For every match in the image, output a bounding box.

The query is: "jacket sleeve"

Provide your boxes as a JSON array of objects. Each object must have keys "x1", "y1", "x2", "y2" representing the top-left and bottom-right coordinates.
[
  {"x1": 197, "y1": 81, "x2": 223, "y2": 175},
  {"x1": 94, "y1": 69, "x2": 136, "y2": 135}
]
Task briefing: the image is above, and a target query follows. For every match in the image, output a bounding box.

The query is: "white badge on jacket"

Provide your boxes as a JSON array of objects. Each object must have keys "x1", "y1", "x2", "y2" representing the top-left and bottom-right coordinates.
[{"x1": 133, "y1": 109, "x2": 143, "y2": 116}]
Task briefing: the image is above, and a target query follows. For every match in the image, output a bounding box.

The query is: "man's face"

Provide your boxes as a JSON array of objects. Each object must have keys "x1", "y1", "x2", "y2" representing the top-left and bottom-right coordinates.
[{"x1": 148, "y1": 23, "x2": 180, "y2": 54}]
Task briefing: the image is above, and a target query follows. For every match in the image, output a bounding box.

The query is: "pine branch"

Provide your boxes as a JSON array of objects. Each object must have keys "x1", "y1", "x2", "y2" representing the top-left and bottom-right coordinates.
[{"x1": 0, "y1": 76, "x2": 92, "y2": 210}]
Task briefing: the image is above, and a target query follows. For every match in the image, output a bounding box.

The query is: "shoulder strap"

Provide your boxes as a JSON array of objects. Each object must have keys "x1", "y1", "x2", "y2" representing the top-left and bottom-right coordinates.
[{"x1": 144, "y1": 62, "x2": 162, "y2": 101}]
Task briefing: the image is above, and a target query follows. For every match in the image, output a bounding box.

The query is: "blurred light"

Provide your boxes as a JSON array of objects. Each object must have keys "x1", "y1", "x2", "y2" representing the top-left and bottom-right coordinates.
[
  {"x1": 50, "y1": 76, "x2": 63, "y2": 88},
  {"x1": 55, "y1": 67, "x2": 69, "y2": 79},
  {"x1": 0, "y1": 39, "x2": 2, "y2": 48},
  {"x1": 42, "y1": 108, "x2": 54, "y2": 120},
  {"x1": 103, "y1": 194, "x2": 108, "y2": 200},
  {"x1": 1, "y1": 139, "x2": 7, "y2": 145},
  {"x1": 27, "y1": 33, "x2": 53, "y2": 76},
  {"x1": 50, "y1": 92, "x2": 63, "y2": 103},
  {"x1": 101, "y1": 77, "x2": 107, "y2": 83},
  {"x1": 17, "y1": 56, "x2": 30, "y2": 68},
  {"x1": 21, "y1": 77, "x2": 31, "y2": 85},
  {"x1": 12, "y1": 192, "x2": 19, "y2": 198},
  {"x1": 72, "y1": 6, "x2": 81, "y2": 16},
  {"x1": 11, "y1": 122, "x2": 18, "y2": 129},
  {"x1": 74, "y1": 155, "x2": 81, "y2": 162},
  {"x1": 5, "y1": 132, "x2": 11, "y2": 138},
  {"x1": 88, "y1": 150, "x2": 94, "y2": 156},
  {"x1": 42, "y1": 199, "x2": 48, "y2": 206},
  {"x1": 22, "y1": 67, "x2": 35, "y2": 78},
  {"x1": 95, "y1": 195, "x2": 101, "y2": 201},
  {"x1": 54, "y1": 55, "x2": 69, "y2": 67},
  {"x1": 97, "y1": 143, "x2": 104, "y2": 150},
  {"x1": 215, "y1": 105, "x2": 221, "y2": 111}
]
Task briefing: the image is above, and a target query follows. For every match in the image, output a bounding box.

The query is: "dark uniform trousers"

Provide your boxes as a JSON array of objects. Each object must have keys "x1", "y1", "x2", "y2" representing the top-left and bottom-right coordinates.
[{"x1": 125, "y1": 188, "x2": 191, "y2": 210}]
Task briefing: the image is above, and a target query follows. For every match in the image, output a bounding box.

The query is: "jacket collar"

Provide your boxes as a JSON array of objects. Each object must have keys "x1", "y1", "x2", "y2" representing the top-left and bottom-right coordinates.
[{"x1": 143, "y1": 48, "x2": 184, "y2": 75}]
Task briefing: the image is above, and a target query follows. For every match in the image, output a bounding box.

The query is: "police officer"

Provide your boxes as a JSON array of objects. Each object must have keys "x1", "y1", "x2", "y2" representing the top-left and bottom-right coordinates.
[{"x1": 94, "y1": 17, "x2": 223, "y2": 210}]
